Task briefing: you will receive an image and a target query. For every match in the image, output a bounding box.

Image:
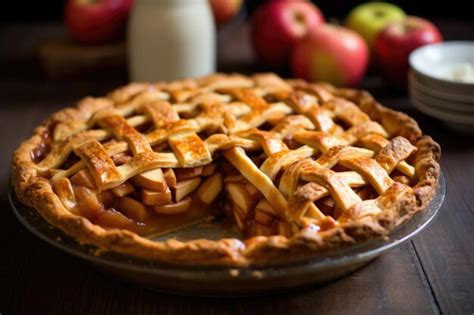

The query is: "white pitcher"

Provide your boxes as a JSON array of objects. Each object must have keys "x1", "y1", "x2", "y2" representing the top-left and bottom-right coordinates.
[{"x1": 128, "y1": 0, "x2": 216, "y2": 82}]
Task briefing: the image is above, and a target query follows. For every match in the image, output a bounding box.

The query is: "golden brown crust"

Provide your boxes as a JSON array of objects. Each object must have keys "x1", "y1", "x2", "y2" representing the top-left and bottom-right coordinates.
[{"x1": 12, "y1": 74, "x2": 441, "y2": 266}]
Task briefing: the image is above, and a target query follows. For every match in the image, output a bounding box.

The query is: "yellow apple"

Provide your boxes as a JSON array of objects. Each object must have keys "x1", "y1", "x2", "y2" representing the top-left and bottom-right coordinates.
[{"x1": 345, "y1": 2, "x2": 406, "y2": 49}]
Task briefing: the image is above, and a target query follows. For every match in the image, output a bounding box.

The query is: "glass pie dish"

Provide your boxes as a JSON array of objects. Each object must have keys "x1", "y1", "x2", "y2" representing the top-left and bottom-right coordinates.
[{"x1": 9, "y1": 172, "x2": 444, "y2": 296}]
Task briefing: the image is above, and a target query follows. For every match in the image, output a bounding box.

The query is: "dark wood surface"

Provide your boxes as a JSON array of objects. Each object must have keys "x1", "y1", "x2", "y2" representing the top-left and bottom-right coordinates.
[{"x1": 1, "y1": 20, "x2": 473, "y2": 315}]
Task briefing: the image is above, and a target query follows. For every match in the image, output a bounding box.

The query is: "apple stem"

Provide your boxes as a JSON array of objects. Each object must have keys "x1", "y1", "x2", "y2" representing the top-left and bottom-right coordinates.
[
  {"x1": 77, "y1": 0, "x2": 100, "y2": 4},
  {"x1": 373, "y1": 10, "x2": 385, "y2": 18},
  {"x1": 294, "y1": 12, "x2": 306, "y2": 25}
]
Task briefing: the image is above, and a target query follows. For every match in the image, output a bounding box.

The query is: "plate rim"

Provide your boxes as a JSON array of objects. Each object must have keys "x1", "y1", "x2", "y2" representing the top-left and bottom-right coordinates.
[
  {"x1": 409, "y1": 41, "x2": 474, "y2": 87},
  {"x1": 410, "y1": 93, "x2": 474, "y2": 124},
  {"x1": 409, "y1": 72, "x2": 474, "y2": 106},
  {"x1": 410, "y1": 85, "x2": 474, "y2": 113}
]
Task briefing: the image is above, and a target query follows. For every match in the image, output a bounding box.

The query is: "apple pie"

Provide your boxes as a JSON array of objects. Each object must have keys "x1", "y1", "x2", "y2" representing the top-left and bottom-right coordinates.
[{"x1": 12, "y1": 73, "x2": 440, "y2": 266}]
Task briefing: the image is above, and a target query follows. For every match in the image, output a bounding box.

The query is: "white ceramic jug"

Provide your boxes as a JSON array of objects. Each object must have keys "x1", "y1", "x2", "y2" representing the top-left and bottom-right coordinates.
[{"x1": 128, "y1": 0, "x2": 216, "y2": 82}]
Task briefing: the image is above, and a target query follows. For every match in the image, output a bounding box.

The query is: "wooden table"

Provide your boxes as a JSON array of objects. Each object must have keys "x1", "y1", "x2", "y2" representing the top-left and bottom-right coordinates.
[{"x1": 1, "y1": 20, "x2": 473, "y2": 315}]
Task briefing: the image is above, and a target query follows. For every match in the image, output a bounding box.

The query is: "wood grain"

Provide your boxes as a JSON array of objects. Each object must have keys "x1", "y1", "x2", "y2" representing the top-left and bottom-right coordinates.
[{"x1": 1, "y1": 20, "x2": 473, "y2": 315}]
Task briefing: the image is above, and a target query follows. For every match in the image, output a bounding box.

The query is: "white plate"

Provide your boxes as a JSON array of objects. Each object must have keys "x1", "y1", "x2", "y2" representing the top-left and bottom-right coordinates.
[
  {"x1": 409, "y1": 41, "x2": 474, "y2": 87},
  {"x1": 409, "y1": 69, "x2": 474, "y2": 98},
  {"x1": 410, "y1": 93, "x2": 474, "y2": 124},
  {"x1": 409, "y1": 82, "x2": 474, "y2": 113},
  {"x1": 409, "y1": 71, "x2": 474, "y2": 104}
]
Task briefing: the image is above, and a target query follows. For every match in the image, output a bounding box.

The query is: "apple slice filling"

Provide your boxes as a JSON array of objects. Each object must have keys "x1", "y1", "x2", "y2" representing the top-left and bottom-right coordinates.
[
  {"x1": 53, "y1": 165, "x2": 224, "y2": 237},
  {"x1": 54, "y1": 155, "x2": 325, "y2": 240},
  {"x1": 53, "y1": 155, "x2": 319, "y2": 239}
]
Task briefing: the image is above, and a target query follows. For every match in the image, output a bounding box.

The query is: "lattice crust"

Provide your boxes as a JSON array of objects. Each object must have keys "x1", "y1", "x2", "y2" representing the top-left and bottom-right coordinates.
[{"x1": 12, "y1": 73, "x2": 441, "y2": 266}]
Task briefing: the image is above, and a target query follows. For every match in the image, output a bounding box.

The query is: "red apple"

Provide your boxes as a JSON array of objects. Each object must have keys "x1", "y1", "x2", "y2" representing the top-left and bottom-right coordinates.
[
  {"x1": 209, "y1": 0, "x2": 243, "y2": 26},
  {"x1": 291, "y1": 24, "x2": 369, "y2": 87},
  {"x1": 374, "y1": 16, "x2": 443, "y2": 88},
  {"x1": 252, "y1": 1, "x2": 324, "y2": 68},
  {"x1": 65, "y1": 0, "x2": 133, "y2": 45}
]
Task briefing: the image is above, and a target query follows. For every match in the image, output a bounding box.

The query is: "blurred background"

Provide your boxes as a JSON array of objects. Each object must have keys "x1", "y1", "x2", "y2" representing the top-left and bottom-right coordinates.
[
  {"x1": 0, "y1": 0, "x2": 473, "y2": 108},
  {"x1": 1, "y1": 0, "x2": 472, "y2": 22}
]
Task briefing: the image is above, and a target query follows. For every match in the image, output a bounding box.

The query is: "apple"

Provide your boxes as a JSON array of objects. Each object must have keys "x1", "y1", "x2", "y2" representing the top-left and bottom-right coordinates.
[
  {"x1": 345, "y1": 2, "x2": 406, "y2": 49},
  {"x1": 65, "y1": 0, "x2": 133, "y2": 45},
  {"x1": 374, "y1": 16, "x2": 443, "y2": 88},
  {"x1": 291, "y1": 24, "x2": 369, "y2": 87},
  {"x1": 251, "y1": 0, "x2": 324, "y2": 68},
  {"x1": 209, "y1": 0, "x2": 243, "y2": 26}
]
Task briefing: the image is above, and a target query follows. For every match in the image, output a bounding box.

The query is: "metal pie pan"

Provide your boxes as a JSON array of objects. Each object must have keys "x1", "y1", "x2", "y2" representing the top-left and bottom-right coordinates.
[{"x1": 9, "y1": 173, "x2": 445, "y2": 296}]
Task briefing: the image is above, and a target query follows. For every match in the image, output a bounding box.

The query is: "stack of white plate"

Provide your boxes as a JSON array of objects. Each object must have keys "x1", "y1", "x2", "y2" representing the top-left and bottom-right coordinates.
[{"x1": 409, "y1": 41, "x2": 474, "y2": 133}]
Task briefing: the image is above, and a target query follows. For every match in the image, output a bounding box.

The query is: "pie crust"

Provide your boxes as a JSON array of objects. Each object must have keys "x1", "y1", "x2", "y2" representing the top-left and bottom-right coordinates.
[{"x1": 12, "y1": 73, "x2": 440, "y2": 266}]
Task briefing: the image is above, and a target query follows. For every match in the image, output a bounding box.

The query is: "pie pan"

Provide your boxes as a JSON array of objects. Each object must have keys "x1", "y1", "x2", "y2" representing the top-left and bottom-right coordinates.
[{"x1": 9, "y1": 172, "x2": 444, "y2": 296}]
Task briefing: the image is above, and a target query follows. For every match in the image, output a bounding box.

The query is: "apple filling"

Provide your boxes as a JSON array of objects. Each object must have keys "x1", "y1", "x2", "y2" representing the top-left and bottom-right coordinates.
[{"x1": 53, "y1": 163, "x2": 223, "y2": 237}]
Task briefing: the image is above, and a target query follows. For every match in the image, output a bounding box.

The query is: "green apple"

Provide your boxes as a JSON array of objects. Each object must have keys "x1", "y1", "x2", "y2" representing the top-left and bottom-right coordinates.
[{"x1": 345, "y1": 2, "x2": 406, "y2": 48}]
